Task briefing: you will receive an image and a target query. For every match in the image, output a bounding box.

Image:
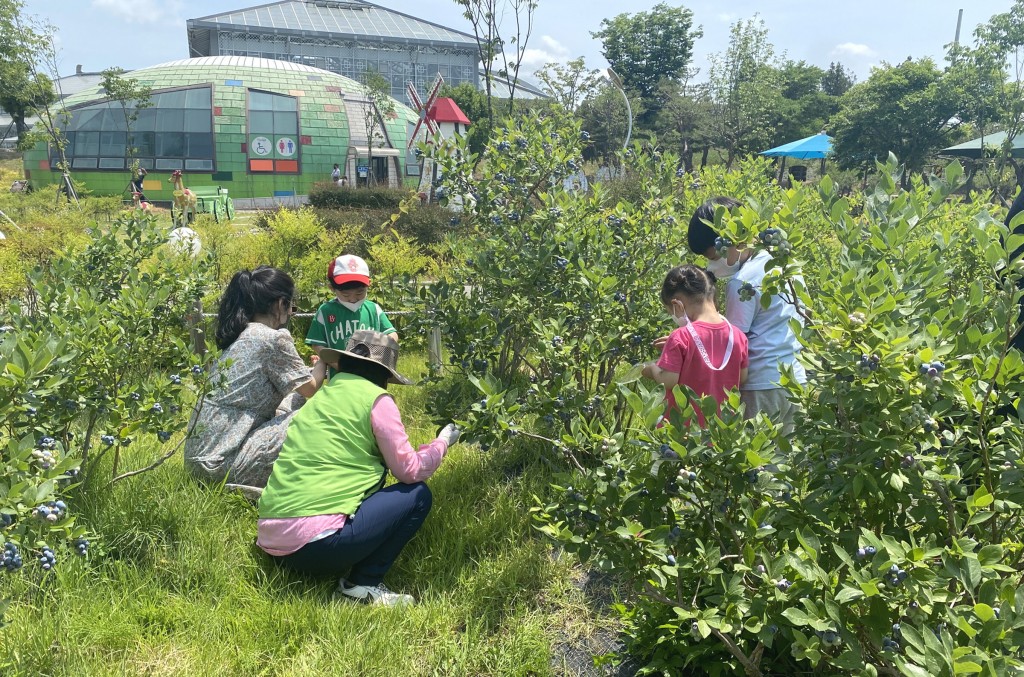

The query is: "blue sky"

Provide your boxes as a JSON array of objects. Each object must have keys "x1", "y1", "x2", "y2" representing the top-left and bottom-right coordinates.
[{"x1": 19, "y1": 0, "x2": 1016, "y2": 84}]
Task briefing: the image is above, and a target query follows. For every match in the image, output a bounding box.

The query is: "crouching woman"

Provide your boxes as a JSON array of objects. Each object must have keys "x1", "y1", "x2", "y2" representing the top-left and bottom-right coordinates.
[{"x1": 256, "y1": 330, "x2": 460, "y2": 606}]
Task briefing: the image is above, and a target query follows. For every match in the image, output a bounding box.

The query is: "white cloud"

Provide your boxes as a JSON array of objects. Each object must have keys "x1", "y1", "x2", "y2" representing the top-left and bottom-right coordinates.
[
  {"x1": 832, "y1": 42, "x2": 877, "y2": 58},
  {"x1": 717, "y1": 12, "x2": 737, "y2": 23},
  {"x1": 90, "y1": 0, "x2": 181, "y2": 25},
  {"x1": 511, "y1": 35, "x2": 569, "y2": 71}
]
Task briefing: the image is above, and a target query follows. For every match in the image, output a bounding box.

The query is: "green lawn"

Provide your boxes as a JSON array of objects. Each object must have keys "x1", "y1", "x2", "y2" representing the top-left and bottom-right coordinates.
[{"x1": 0, "y1": 354, "x2": 619, "y2": 676}]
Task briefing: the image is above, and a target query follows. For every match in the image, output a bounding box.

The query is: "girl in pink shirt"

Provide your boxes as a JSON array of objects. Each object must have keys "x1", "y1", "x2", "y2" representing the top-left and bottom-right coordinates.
[{"x1": 642, "y1": 265, "x2": 748, "y2": 427}]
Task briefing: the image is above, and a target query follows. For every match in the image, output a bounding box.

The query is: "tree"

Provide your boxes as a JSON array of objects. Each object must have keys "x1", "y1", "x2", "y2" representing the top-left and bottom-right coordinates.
[
  {"x1": 821, "y1": 61, "x2": 856, "y2": 97},
  {"x1": 653, "y1": 75, "x2": 712, "y2": 173},
  {"x1": 949, "y1": 1, "x2": 1024, "y2": 194},
  {"x1": 705, "y1": 16, "x2": 783, "y2": 169},
  {"x1": 100, "y1": 68, "x2": 152, "y2": 186},
  {"x1": 361, "y1": 70, "x2": 397, "y2": 187},
  {"x1": 577, "y1": 82, "x2": 641, "y2": 164},
  {"x1": 534, "y1": 57, "x2": 603, "y2": 114},
  {"x1": 767, "y1": 60, "x2": 832, "y2": 148},
  {"x1": 831, "y1": 58, "x2": 967, "y2": 186},
  {"x1": 0, "y1": 0, "x2": 54, "y2": 145},
  {"x1": 591, "y1": 3, "x2": 702, "y2": 121},
  {"x1": 454, "y1": 0, "x2": 539, "y2": 123}
]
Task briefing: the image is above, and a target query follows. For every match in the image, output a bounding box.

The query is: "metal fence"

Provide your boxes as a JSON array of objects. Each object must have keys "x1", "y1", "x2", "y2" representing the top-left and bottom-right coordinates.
[{"x1": 192, "y1": 308, "x2": 441, "y2": 366}]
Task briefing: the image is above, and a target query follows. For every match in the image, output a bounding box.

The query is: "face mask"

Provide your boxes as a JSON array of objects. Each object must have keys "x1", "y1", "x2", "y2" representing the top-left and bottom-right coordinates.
[
  {"x1": 707, "y1": 256, "x2": 742, "y2": 280},
  {"x1": 670, "y1": 301, "x2": 689, "y2": 328},
  {"x1": 339, "y1": 299, "x2": 364, "y2": 312}
]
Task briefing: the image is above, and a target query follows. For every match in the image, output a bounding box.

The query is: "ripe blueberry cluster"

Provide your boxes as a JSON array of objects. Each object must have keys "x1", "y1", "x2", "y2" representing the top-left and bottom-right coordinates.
[
  {"x1": 659, "y1": 444, "x2": 679, "y2": 460},
  {"x1": 714, "y1": 236, "x2": 733, "y2": 255},
  {"x1": 515, "y1": 136, "x2": 529, "y2": 149},
  {"x1": 170, "y1": 374, "x2": 182, "y2": 385},
  {"x1": 554, "y1": 256, "x2": 568, "y2": 269},
  {"x1": 130, "y1": 392, "x2": 141, "y2": 401},
  {"x1": 101, "y1": 434, "x2": 116, "y2": 446},
  {"x1": 579, "y1": 131, "x2": 591, "y2": 141},
  {"x1": 614, "y1": 292, "x2": 627, "y2": 303},
  {"x1": 775, "y1": 578, "x2": 791, "y2": 591},
  {"x1": 858, "y1": 353, "x2": 881, "y2": 373},
  {"x1": 887, "y1": 563, "x2": 909, "y2": 586},
  {"x1": 855, "y1": 545, "x2": 877, "y2": 559},
  {"x1": 1, "y1": 542, "x2": 23, "y2": 571},
  {"x1": 157, "y1": 431, "x2": 171, "y2": 442},
  {"x1": 566, "y1": 159, "x2": 579, "y2": 172},
  {"x1": 737, "y1": 282, "x2": 756, "y2": 301},
  {"x1": 548, "y1": 207, "x2": 563, "y2": 218},
  {"x1": 37, "y1": 546, "x2": 56, "y2": 571},
  {"x1": 919, "y1": 360, "x2": 946, "y2": 384},
  {"x1": 73, "y1": 537, "x2": 89, "y2": 557},
  {"x1": 847, "y1": 311, "x2": 867, "y2": 326},
  {"x1": 35, "y1": 500, "x2": 67, "y2": 523},
  {"x1": 881, "y1": 636, "x2": 901, "y2": 652},
  {"x1": 191, "y1": 365, "x2": 204, "y2": 376},
  {"x1": 496, "y1": 140, "x2": 511, "y2": 152}
]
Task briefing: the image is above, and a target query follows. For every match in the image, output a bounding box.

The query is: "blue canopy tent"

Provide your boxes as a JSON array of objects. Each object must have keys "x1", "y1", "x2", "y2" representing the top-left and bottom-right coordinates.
[{"x1": 760, "y1": 132, "x2": 834, "y2": 183}]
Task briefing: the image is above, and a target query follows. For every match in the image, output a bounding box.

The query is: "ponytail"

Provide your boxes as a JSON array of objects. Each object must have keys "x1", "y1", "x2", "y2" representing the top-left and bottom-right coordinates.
[{"x1": 215, "y1": 267, "x2": 295, "y2": 349}]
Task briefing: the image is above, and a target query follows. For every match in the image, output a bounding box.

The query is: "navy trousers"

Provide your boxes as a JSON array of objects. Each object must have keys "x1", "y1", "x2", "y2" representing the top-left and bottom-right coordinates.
[{"x1": 276, "y1": 481, "x2": 432, "y2": 586}]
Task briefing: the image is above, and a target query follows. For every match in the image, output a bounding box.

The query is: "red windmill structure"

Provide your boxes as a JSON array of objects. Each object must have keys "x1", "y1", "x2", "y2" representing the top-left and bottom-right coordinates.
[{"x1": 406, "y1": 74, "x2": 472, "y2": 204}]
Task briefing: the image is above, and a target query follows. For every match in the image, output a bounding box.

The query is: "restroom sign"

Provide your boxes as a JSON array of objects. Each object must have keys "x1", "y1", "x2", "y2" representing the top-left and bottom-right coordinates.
[
  {"x1": 251, "y1": 137, "x2": 272, "y2": 156},
  {"x1": 276, "y1": 137, "x2": 296, "y2": 157}
]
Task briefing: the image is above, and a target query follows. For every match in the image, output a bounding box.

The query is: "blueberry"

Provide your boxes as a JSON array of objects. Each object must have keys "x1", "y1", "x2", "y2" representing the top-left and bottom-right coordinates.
[
  {"x1": 614, "y1": 292, "x2": 626, "y2": 303},
  {"x1": 157, "y1": 431, "x2": 171, "y2": 442},
  {"x1": 889, "y1": 564, "x2": 900, "y2": 575},
  {"x1": 755, "y1": 564, "x2": 766, "y2": 574},
  {"x1": 101, "y1": 435, "x2": 115, "y2": 446},
  {"x1": 552, "y1": 336, "x2": 564, "y2": 348},
  {"x1": 192, "y1": 365, "x2": 203, "y2": 376},
  {"x1": 579, "y1": 131, "x2": 590, "y2": 141},
  {"x1": 856, "y1": 548, "x2": 866, "y2": 559},
  {"x1": 892, "y1": 623, "x2": 901, "y2": 635},
  {"x1": 864, "y1": 546, "x2": 876, "y2": 556},
  {"x1": 170, "y1": 374, "x2": 182, "y2": 385},
  {"x1": 666, "y1": 554, "x2": 677, "y2": 566},
  {"x1": 776, "y1": 579, "x2": 791, "y2": 591},
  {"x1": 27, "y1": 406, "x2": 36, "y2": 416},
  {"x1": 151, "y1": 403, "x2": 163, "y2": 414}
]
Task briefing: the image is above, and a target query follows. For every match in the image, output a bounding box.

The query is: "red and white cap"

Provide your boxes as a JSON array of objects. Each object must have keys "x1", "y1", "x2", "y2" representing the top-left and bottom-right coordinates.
[{"x1": 329, "y1": 254, "x2": 371, "y2": 285}]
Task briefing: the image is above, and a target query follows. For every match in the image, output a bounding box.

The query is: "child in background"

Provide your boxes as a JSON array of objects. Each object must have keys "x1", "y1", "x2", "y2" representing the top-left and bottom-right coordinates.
[
  {"x1": 306, "y1": 255, "x2": 398, "y2": 373},
  {"x1": 642, "y1": 265, "x2": 748, "y2": 427}
]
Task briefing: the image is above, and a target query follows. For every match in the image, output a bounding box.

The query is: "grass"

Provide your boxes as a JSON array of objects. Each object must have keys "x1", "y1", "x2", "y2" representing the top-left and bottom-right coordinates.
[{"x1": 0, "y1": 353, "x2": 619, "y2": 676}]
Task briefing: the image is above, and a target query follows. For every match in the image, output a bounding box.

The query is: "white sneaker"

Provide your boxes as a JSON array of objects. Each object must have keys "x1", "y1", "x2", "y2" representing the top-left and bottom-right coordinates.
[{"x1": 335, "y1": 580, "x2": 415, "y2": 606}]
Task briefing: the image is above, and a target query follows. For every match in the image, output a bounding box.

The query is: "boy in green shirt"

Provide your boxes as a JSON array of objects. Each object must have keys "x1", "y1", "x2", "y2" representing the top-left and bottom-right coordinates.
[{"x1": 306, "y1": 255, "x2": 398, "y2": 367}]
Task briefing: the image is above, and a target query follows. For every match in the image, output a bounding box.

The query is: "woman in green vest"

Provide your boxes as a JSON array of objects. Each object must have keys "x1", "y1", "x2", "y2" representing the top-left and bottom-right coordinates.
[{"x1": 257, "y1": 330, "x2": 460, "y2": 606}]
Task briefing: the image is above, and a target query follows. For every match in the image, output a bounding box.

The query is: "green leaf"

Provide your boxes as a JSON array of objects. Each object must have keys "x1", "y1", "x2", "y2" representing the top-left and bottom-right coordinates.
[
  {"x1": 796, "y1": 528, "x2": 820, "y2": 562},
  {"x1": 782, "y1": 608, "x2": 812, "y2": 627},
  {"x1": 973, "y1": 603, "x2": 995, "y2": 622},
  {"x1": 953, "y1": 662, "x2": 983, "y2": 674},
  {"x1": 835, "y1": 587, "x2": 864, "y2": 604}
]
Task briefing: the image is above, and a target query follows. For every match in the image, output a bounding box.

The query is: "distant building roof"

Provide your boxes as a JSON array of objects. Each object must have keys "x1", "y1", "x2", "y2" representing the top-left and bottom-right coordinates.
[
  {"x1": 188, "y1": 0, "x2": 478, "y2": 48},
  {"x1": 56, "y1": 65, "x2": 106, "y2": 100},
  {"x1": 429, "y1": 97, "x2": 470, "y2": 125}
]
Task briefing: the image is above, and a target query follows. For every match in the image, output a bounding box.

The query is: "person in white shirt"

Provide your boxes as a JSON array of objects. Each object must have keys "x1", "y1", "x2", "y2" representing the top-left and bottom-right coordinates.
[{"x1": 685, "y1": 196, "x2": 807, "y2": 434}]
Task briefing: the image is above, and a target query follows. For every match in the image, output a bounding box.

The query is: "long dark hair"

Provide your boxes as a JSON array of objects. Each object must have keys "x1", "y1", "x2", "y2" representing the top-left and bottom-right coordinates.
[
  {"x1": 660, "y1": 264, "x2": 716, "y2": 305},
  {"x1": 215, "y1": 267, "x2": 294, "y2": 349},
  {"x1": 688, "y1": 196, "x2": 741, "y2": 256}
]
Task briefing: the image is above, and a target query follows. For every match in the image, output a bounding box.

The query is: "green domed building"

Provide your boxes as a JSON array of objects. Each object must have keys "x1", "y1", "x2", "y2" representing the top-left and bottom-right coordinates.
[{"x1": 22, "y1": 56, "x2": 422, "y2": 206}]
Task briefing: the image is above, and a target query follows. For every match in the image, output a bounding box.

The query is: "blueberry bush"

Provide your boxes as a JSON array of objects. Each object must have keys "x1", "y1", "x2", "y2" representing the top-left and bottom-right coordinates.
[
  {"x1": 429, "y1": 110, "x2": 1024, "y2": 675},
  {"x1": 1, "y1": 211, "x2": 216, "y2": 616}
]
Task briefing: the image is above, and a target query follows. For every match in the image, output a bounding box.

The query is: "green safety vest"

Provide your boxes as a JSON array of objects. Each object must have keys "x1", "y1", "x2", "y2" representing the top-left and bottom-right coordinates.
[{"x1": 259, "y1": 373, "x2": 388, "y2": 519}]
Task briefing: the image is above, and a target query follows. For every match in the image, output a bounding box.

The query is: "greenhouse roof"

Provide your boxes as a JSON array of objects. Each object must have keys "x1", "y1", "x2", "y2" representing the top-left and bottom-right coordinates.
[{"x1": 188, "y1": 0, "x2": 477, "y2": 47}]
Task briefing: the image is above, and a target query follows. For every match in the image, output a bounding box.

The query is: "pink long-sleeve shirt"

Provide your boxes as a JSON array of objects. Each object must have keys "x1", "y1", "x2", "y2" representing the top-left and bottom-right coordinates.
[{"x1": 256, "y1": 395, "x2": 447, "y2": 556}]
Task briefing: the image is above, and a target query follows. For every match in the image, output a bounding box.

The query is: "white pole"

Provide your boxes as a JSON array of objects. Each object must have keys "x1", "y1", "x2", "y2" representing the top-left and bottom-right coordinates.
[{"x1": 607, "y1": 68, "x2": 632, "y2": 150}]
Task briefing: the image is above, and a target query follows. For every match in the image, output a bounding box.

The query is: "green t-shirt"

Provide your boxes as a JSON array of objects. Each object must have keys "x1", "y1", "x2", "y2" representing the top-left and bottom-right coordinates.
[{"x1": 305, "y1": 298, "x2": 396, "y2": 350}]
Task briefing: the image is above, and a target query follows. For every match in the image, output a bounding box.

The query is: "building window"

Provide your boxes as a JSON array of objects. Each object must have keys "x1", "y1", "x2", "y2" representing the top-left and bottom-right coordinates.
[
  {"x1": 56, "y1": 86, "x2": 213, "y2": 172},
  {"x1": 247, "y1": 89, "x2": 299, "y2": 173}
]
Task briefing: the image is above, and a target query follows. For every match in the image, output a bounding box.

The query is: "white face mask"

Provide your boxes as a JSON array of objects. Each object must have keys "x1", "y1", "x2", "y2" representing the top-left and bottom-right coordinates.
[
  {"x1": 339, "y1": 299, "x2": 364, "y2": 312},
  {"x1": 707, "y1": 256, "x2": 742, "y2": 280},
  {"x1": 670, "y1": 300, "x2": 689, "y2": 328}
]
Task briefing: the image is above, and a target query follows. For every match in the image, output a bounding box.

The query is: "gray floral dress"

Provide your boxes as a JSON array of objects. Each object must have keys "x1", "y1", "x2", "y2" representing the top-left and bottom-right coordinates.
[{"x1": 184, "y1": 323, "x2": 311, "y2": 487}]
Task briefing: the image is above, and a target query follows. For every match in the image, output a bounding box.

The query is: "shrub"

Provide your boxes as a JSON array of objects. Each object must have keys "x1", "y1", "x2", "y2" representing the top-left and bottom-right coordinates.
[
  {"x1": 433, "y1": 109, "x2": 1024, "y2": 674},
  {"x1": 1, "y1": 211, "x2": 217, "y2": 611},
  {"x1": 307, "y1": 182, "x2": 409, "y2": 210}
]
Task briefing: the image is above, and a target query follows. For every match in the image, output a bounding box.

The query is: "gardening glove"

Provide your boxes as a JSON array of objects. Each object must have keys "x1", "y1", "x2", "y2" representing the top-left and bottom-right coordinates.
[{"x1": 438, "y1": 423, "x2": 461, "y2": 448}]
